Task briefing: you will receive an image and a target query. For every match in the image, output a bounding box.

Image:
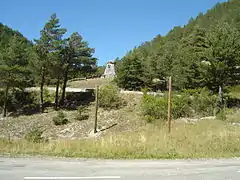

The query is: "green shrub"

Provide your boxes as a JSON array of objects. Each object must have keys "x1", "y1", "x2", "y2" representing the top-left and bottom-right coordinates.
[
  {"x1": 0, "y1": 89, "x2": 39, "y2": 114},
  {"x1": 141, "y1": 93, "x2": 168, "y2": 122},
  {"x1": 75, "y1": 105, "x2": 89, "y2": 121},
  {"x1": 98, "y1": 85, "x2": 124, "y2": 109},
  {"x1": 52, "y1": 111, "x2": 69, "y2": 125},
  {"x1": 0, "y1": 88, "x2": 56, "y2": 114},
  {"x1": 181, "y1": 88, "x2": 218, "y2": 117},
  {"x1": 141, "y1": 88, "x2": 218, "y2": 122},
  {"x1": 43, "y1": 88, "x2": 55, "y2": 103},
  {"x1": 25, "y1": 129, "x2": 45, "y2": 143},
  {"x1": 227, "y1": 85, "x2": 240, "y2": 99},
  {"x1": 172, "y1": 93, "x2": 192, "y2": 118},
  {"x1": 216, "y1": 109, "x2": 227, "y2": 121}
]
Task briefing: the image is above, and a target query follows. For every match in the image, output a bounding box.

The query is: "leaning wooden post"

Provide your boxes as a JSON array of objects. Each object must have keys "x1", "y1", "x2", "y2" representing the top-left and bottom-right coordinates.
[
  {"x1": 94, "y1": 85, "x2": 99, "y2": 133},
  {"x1": 167, "y1": 76, "x2": 172, "y2": 133}
]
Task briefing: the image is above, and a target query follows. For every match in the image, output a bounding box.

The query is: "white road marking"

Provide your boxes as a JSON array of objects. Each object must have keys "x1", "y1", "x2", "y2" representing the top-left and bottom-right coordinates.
[{"x1": 24, "y1": 176, "x2": 121, "y2": 180}]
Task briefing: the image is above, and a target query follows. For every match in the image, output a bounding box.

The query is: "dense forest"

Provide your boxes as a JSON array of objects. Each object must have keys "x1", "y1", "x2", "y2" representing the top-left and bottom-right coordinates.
[{"x1": 115, "y1": 0, "x2": 240, "y2": 92}]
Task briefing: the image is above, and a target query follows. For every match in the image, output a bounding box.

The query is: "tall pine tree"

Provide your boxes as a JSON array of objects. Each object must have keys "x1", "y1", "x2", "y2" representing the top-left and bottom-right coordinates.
[
  {"x1": 0, "y1": 35, "x2": 31, "y2": 117},
  {"x1": 32, "y1": 13, "x2": 66, "y2": 112}
]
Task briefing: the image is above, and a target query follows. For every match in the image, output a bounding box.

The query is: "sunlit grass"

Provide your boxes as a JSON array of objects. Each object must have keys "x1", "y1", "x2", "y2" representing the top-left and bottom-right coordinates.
[
  {"x1": 68, "y1": 78, "x2": 112, "y2": 88},
  {"x1": 227, "y1": 109, "x2": 240, "y2": 123},
  {"x1": 1, "y1": 120, "x2": 240, "y2": 159}
]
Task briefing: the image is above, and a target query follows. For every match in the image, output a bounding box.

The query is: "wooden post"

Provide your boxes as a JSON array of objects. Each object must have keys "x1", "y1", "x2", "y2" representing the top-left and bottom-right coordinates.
[
  {"x1": 167, "y1": 76, "x2": 172, "y2": 133},
  {"x1": 94, "y1": 85, "x2": 99, "y2": 133},
  {"x1": 218, "y1": 85, "x2": 223, "y2": 109}
]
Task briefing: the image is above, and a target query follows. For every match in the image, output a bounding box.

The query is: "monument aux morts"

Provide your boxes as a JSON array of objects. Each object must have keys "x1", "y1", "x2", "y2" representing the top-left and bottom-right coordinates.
[{"x1": 102, "y1": 61, "x2": 116, "y2": 78}]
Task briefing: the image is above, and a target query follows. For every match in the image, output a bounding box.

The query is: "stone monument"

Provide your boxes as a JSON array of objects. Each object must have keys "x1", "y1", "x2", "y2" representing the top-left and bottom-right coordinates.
[{"x1": 102, "y1": 61, "x2": 116, "y2": 78}]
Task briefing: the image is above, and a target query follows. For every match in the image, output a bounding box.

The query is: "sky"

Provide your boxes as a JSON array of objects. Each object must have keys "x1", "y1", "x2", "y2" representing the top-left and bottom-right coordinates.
[{"x1": 1, "y1": 0, "x2": 227, "y2": 66}]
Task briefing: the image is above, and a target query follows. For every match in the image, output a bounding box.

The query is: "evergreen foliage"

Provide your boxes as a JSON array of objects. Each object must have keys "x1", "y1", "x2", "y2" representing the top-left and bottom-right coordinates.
[{"x1": 116, "y1": 0, "x2": 240, "y2": 92}]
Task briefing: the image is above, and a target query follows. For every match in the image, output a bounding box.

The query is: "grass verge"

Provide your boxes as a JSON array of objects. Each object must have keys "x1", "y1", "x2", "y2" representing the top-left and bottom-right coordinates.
[
  {"x1": 68, "y1": 78, "x2": 112, "y2": 88},
  {"x1": 1, "y1": 120, "x2": 240, "y2": 159}
]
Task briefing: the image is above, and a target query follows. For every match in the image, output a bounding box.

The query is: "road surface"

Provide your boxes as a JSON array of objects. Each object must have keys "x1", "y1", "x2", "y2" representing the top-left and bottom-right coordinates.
[{"x1": 0, "y1": 157, "x2": 240, "y2": 180}]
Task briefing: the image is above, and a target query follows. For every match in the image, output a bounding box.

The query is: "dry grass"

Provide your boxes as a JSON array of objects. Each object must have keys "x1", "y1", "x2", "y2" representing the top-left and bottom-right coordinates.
[
  {"x1": 68, "y1": 78, "x2": 112, "y2": 88},
  {"x1": 227, "y1": 109, "x2": 240, "y2": 123},
  {"x1": 1, "y1": 87, "x2": 240, "y2": 159},
  {"x1": 1, "y1": 120, "x2": 240, "y2": 159},
  {"x1": 0, "y1": 93, "x2": 143, "y2": 140}
]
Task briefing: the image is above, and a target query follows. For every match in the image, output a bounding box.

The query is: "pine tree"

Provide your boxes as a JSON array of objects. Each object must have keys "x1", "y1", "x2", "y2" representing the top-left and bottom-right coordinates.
[
  {"x1": 32, "y1": 13, "x2": 66, "y2": 112},
  {"x1": 202, "y1": 22, "x2": 240, "y2": 92},
  {"x1": 59, "y1": 32, "x2": 96, "y2": 106},
  {"x1": 116, "y1": 53, "x2": 144, "y2": 91},
  {"x1": 0, "y1": 35, "x2": 31, "y2": 117}
]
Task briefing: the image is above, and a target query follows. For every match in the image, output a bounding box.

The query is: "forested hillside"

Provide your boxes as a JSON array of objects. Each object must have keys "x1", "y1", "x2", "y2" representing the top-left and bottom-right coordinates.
[
  {"x1": 0, "y1": 14, "x2": 97, "y2": 116},
  {"x1": 116, "y1": 0, "x2": 240, "y2": 92},
  {"x1": 0, "y1": 23, "x2": 31, "y2": 48}
]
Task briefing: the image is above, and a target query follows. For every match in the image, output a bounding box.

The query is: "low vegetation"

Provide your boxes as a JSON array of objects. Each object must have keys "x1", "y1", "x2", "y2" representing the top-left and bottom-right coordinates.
[
  {"x1": 52, "y1": 111, "x2": 69, "y2": 126},
  {"x1": 228, "y1": 85, "x2": 240, "y2": 99},
  {"x1": 98, "y1": 85, "x2": 125, "y2": 110},
  {"x1": 75, "y1": 105, "x2": 89, "y2": 121},
  {"x1": 227, "y1": 109, "x2": 240, "y2": 123},
  {"x1": 24, "y1": 128, "x2": 46, "y2": 143},
  {"x1": 141, "y1": 88, "x2": 218, "y2": 122},
  {"x1": 68, "y1": 78, "x2": 111, "y2": 89},
  {"x1": 0, "y1": 0, "x2": 240, "y2": 160},
  {"x1": 1, "y1": 120, "x2": 240, "y2": 159}
]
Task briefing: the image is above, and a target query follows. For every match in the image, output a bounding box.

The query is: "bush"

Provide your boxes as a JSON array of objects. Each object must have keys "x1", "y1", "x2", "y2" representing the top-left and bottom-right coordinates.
[
  {"x1": 172, "y1": 93, "x2": 192, "y2": 118},
  {"x1": 98, "y1": 85, "x2": 124, "y2": 109},
  {"x1": 75, "y1": 105, "x2": 89, "y2": 121},
  {"x1": 216, "y1": 109, "x2": 227, "y2": 121},
  {"x1": 141, "y1": 93, "x2": 168, "y2": 122},
  {"x1": 0, "y1": 89, "x2": 39, "y2": 114},
  {"x1": 0, "y1": 88, "x2": 56, "y2": 115},
  {"x1": 43, "y1": 88, "x2": 55, "y2": 103},
  {"x1": 141, "y1": 88, "x2": 218, "y2": 122},
  {"x1": 52, "y1": 111, "x2": 69, "y2": 125},
  {"x1": 25, "y1": 128, "x2": 45, "y2": 143}
]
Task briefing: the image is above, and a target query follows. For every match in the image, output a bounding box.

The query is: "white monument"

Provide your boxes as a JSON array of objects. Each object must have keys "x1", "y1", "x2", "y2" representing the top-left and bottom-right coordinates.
[{"x1": 102, "y1": 61, "x2": 116, "y2": 78}]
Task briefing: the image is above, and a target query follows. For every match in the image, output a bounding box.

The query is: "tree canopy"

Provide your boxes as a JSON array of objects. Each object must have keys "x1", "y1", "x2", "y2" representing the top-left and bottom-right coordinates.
[{"x1": 116, "y1": 0, "x2": 240, "y2": 92}]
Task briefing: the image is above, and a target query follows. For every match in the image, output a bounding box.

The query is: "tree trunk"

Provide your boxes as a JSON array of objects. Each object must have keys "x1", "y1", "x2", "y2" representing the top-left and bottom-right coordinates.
[
  {"x1": 40, "y1": 68, "x2": 45, "y2": 113},
  {"x1": 3, "y1": 85, "x2": 9, "y2": 118},
  {"x1": 54, "y1": 75, "x2": 60, "y2": 110},
  {"x1": 60, "y1": 65, "x2": 69, "y2": 106}
]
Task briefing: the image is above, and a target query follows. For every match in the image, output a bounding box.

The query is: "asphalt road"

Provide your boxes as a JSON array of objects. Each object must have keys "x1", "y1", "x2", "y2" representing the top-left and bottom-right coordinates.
[{"x1": 0, "y1": 157, "x2": 240, "y2": 180}]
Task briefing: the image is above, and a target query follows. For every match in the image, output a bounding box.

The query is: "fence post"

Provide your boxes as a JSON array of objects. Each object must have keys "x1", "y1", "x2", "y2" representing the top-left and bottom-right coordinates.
[
  {"x1": 94, "y1": 85, "x2": 99, "y2": 133},
  {"x1": 167, "y1": 76, "x2": 172, "y2": 133}
]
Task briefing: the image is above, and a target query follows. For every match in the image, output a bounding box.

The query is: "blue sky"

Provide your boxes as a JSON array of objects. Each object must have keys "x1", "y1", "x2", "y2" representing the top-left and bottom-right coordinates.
[{"x1": 1, "y1": 0, "x2": 227, "y2": 65}]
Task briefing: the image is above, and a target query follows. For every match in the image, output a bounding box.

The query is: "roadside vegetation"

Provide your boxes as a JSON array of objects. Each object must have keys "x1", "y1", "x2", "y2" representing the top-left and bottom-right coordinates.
[
  {"x1": 0, "y1": 0, "x2": 240, "y2": 159},
  {"x1": 1, "y1": 119, "x2": 240, "y2": 159}
]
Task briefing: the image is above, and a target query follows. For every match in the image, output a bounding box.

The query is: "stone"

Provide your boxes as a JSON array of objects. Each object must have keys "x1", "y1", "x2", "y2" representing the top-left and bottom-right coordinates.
[{"x1": 103, "y1": 61, "x2": 116, "y2": 78}]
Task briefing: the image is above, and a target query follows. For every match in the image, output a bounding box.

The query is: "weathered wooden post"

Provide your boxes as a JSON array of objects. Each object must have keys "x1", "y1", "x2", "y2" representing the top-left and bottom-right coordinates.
[
  {"x1": 94, "y1": 85, "x2": 99, "y2": 133},
  {"x1": 167, "y1": 76, "x2": 172, "y2": 133},
  {"x1": 218, "y1": 85, "x2": 223, "y2": 109}
]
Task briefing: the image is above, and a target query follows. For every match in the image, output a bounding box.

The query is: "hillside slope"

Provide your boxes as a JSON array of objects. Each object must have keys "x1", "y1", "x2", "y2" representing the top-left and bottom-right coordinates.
[
  {"x1": 0, "y1": 23, "x2": 31, "y2": 49},
  {"x1": 115, "y1": 0, "x2": 240, "y2": 91}
]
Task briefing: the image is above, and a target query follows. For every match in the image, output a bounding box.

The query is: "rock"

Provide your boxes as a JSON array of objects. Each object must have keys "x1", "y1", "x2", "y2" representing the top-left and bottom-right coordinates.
[
  {"x1": 232, "y1": 123, "x2": 240, "y2": 126},
  {"x1": 177, "y1": 116, "x2": 216, "y2": 124},
  {"x1": 200, "y1": 116, "x2": 216, "y2": 120},
  {"x1": 58, "y1": 128, "x2": 75, "y2": 138},
  {"x1": 88, "y1": 129, "x2": 102, "y2": 138}
]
